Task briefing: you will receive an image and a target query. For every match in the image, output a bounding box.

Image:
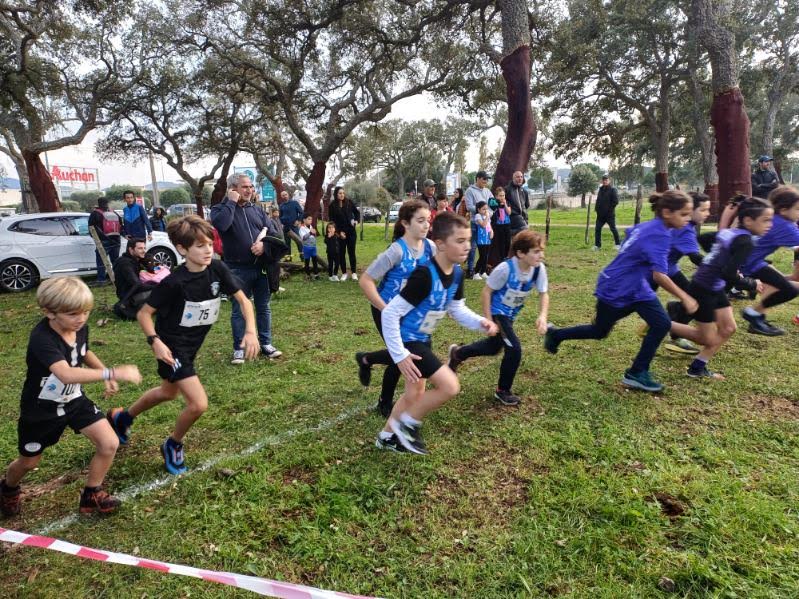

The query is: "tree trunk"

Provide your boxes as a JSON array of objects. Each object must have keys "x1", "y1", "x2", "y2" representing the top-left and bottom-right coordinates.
[
  {"x1": 580, "y1": 192, "x2": 586, "y2": 209},
  {"x1": 12, "y1": 161, "x2": 36, "y2": 213},
  {"x1": 653, "y1": 132, "x2": 670, "y2": 192},
  {"x1": 494, "y1": 45, "x2": 537, "y2": 189},
  {"x1": 22, "y1": 149, "x2": 60, "y2": 212},
  {"x1": 711, "y1": 89, "x2": 751, "y2": 203},
  {"x1": 655, "y1": 172, "x2": 669, "y2": 192},
  {"x1": 694, "y1": 0, "x2": 751, "y2": 204},
  {"x1": 193, "y1": 188, "x2": 205, "y2": 219},
  {"x1": 304, "y1": 161, "x2": 327, "y2": 227}
]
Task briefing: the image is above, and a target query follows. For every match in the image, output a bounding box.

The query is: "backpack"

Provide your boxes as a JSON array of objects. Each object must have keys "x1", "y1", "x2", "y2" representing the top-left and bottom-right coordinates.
[{"x1": 96, "y1": 208, "x2": 121, "y2": 236}]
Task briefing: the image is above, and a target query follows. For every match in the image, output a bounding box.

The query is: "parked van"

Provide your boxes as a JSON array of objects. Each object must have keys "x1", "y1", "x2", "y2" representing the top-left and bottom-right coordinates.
[{"x1": 388, "y1": 201, "x2": 403, "y2": 223}]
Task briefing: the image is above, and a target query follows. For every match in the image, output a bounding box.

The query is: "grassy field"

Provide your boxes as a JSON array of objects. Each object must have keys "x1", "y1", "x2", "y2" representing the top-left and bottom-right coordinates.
[{"x1": 1, "y1": 219, "x2": 799, "y2": 598}]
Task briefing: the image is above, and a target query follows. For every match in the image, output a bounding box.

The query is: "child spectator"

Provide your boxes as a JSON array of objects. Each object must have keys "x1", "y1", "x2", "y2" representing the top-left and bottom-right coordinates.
[
  {"x1": 324, "y1": 222, "x2": 342, "y2": 281},
  {"x1": 474, "y1": 200, "x2": 493, "y2": 279},
  {"x1": 299, "y1": 214, "x2": 321, "y2": 280}
]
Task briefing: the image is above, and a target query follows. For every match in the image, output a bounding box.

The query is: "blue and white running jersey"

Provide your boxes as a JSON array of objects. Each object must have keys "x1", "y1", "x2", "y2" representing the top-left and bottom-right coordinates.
[
  {"x1": 399, "y1": 262, "x2": 462, "y2": 343},
  {"x1": 490, "y1": 258, "x2": 539, "y2": 320},
  {"x1": 377, "y1": 238, "x2": 434, "y2": 303}
]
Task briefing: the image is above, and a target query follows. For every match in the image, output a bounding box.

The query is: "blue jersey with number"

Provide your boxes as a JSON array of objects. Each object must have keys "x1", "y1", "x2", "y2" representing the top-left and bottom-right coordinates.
[
  {"x1": 490, "y1": 259, "x2": 539, "y2": 320},
  {"x1": 400, "y1": 262, "x2": 462, "y2": 343},
  {"x1": 377, "y1": 238, "x2": 434, "y2": 303}
]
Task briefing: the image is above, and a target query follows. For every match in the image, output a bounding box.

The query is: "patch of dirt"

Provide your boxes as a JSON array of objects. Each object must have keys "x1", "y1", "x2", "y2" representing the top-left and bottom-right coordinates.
[
  {"x1": 740, "y1": 394, "x2": 799, "y2": 420},
  {"x1": 613, "y1": 460, "x2": 648, "y2": 475},
  {"x1": 22, "y1": 471, "x2": 82, "y2": 500},
  {"x1": 281, "y1": 465, "x2": 316, "y2": 486},
  {"x1": 648, "y1": 491, "x2": 689, "y2": 519}
]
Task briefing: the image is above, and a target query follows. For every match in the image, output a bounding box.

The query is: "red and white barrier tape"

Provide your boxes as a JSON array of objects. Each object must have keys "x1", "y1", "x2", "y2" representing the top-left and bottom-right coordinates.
[{"x1": 0, "y1": 528, "x2": 379, "y2": 599}]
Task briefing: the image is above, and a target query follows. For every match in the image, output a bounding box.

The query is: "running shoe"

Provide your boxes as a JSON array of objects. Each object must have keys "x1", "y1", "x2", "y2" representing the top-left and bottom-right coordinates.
[
  {"x1": 231, "y1": 349, "x2": 245, "y2": 365},
  {"x1": 472, "y1": 274, "x2": 482, "y2": 281},
  {"x1": 388, "y1": 418, "x2": 428, "y2": 455},
  {"x1": 79, "y1": 487, "x2": 121, "y2": 515},
  {"x1": 543, "y1": 325, "x2": 560, "y2": 354},
  {"x1": 727, "y1": 288, "x2": 746, "y2": 300},
  {"x1": 0, "y1": 479, "x2": 21, "y2": 517},
  {"x1": 375, "y1": 434, "x2": 407, "y2": 452},
  {"x1": 352, "y1": 273, "x2": 359, "y2": 281},
  {"x1": 687, "y1": 366, "x2": 725, "y2": 380},
  {"x1": 621, "y1": 369, "x2": 663, "y2": 392},
  {"x1": 107, "y1": 407, "x2": 131, "y2": 445},
  {"x1": 447, "y1": 344, "x2": 463, "y2": 372},
  {"x1": 341, "y1": 273, "x2": 349, "y2": 281},
  {"x1": 742, "y1": 311, "x2": 785, "y2": 336},
  {"x1": 161, "y1": 439, "x2": 188, "y2": 475},
  {"x1": 355, "y1": 352, "x2": 372, "y2": 386},
  {"x1": 261, "y1": 344, "x2": 283, "y2": 358},
  {"x1": 329, "y1": 275, "x2": 339, "y2": 282},
  {"x1": 664, "y1": 338, "x2": 700, "y2": 355},
  {"x1": 494, "y1": 389, "x2": 521, "y2": 406}
]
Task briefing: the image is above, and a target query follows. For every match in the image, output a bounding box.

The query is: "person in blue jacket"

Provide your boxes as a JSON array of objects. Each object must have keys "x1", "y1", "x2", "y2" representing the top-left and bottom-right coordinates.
[
  {"x1": 278, "y1": 190, "x2": 304, "y2": 259},
  {"x1": 544, "y1": 190, "x2": 699, "y2": 393},
  {"x1": 121, "y1": 191, "x2": 152, "y2": 240}
]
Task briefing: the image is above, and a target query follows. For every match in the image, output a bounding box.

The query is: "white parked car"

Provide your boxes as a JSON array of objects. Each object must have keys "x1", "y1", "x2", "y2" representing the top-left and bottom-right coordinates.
[{"x1": 0, "y1": 212, "x2": 182, "y2": 293}]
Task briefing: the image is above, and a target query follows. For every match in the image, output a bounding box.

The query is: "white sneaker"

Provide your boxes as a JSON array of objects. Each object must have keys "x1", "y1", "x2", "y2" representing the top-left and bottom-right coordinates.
[
  {"x1": 473, "y1": 274, "x2": 482, "y2": 280},
  {"x1": 278, "y1": 286, "x2": 286, "y2": 292},
  {"x1": 591, "y1": 246, "x2": 599, "y2": 251},
  {"x1": 352, "y1": 273, "x2": 358, "y2": 281},
  {"x1": 261, "y1": 344, "x2": 283, "y2": 359},
  {"x1": 614, "y1": 245, "x2": 621, "y2": 250},
  {"x1": 231, "y1": 350, "x2": 245, "y2": 365},
  {"x1": 341, "y1": 273, "x2": 349, "y2": 281},
  {"x1": 329, "y1": 275, "x2": 339, "y2": 282}
]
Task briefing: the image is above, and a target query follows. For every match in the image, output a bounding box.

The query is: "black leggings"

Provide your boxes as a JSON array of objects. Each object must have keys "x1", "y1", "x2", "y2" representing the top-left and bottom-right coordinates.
[
  {"x1": 752, "y1": 265, "x2": 799, "y2": 309},
  {"x1": 457, "y1": 315, "x2": 521, "y2": 392},
  {"x1": 327, "y1": 251, "x2": 341, "y2": 276},
  {"x1": 476, "y1": 244, "x2": 490, "y2": 274},
  {"x1": 338, "y1": 233, "x2": 357, "y2": 272},
  {"x1": 360, "y1": 306, "x2": 402, "y2": 403},
  {"x1": 304, "y1": 256, "x2": 320, "y2": 275}
]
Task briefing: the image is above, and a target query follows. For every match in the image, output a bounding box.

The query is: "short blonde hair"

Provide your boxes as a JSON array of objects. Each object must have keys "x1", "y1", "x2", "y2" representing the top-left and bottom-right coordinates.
[{"x1": 37, "y1": 277, "x2": 94, "y2": 314}]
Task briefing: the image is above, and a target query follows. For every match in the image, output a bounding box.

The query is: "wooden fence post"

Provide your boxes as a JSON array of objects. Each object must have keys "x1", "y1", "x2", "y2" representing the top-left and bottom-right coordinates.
[
  {"x1": 545, "y1": 193, "x2": 552, "y2": 241},
  {"x1": 585, "y1": 193, "x2": 592, "y2": 245},
  {"x1": 634, "y1": 185, "x2": 643, "y2": 225}
]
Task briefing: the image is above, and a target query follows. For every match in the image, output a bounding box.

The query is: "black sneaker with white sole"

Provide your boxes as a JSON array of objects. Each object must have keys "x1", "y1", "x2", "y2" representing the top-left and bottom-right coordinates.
[
  {"x1": 447, "y1": 344, "x2": 463, "y2": 372},
  {"x1": 494, "y1": 389, "x2": 521, "y2": 406},
  {"x1": 388, "y1": 418, "x2": 428, "y2": 455},
  {"x1": 742, "y1": 311, "x2": 785, "y2": 336},
  {"x1": 375, "y1": 434, "x2": 407, "y2": 452}
]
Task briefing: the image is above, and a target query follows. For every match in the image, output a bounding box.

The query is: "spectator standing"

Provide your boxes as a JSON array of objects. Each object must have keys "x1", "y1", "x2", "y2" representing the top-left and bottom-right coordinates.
[
  {"x1": 464, "y1": 171, "x2": 493, "y2": 277},
  {"x1": 278, "y1": 190, "x2": 304, "y2": 258},
  {"x1": 504, "y1": 171, "x2": 531, "y2": 237},
  {"x1": 87, "y1": 197, "x2": 122, "y2": 287},
  {"x1": 491, "y1": 187, "x2": 512, "y2": 261},
  {"x1": 751, "y1": 155, "x2": 779, "y2": 200},
  {"x1": 150, "y1": 207, "x2": 167, "y2": 232},
  {"x1": 121, "y1": 191, "x2": 153, "y2": 241},
  {"x1": 420, "y1": 179, "x2": 437, "y2": 211},
  {"x1": 210, "y1": 173, "x2": 283, "y2": 364},
  {"x1": 324, "y1": 222, "x2": 342, "y2": 281},
  {"x1": 329, "y1": 186, "x2": 360, "y2": 280},
  {"x1": 593, "y1": 174, "x2": 621, "y2": 250}
]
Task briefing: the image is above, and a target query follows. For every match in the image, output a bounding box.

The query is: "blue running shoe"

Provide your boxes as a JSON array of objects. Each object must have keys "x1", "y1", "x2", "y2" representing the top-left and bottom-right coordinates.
[
  {"x1": 161, "y1": 438, "x2": 188, "y2": 475},
  {"x1": 621, "y1": 369, "x2": 663, "y2": 393},
  {"x1": 107, "y1": 408, "x2": 131, "y2": 445}
]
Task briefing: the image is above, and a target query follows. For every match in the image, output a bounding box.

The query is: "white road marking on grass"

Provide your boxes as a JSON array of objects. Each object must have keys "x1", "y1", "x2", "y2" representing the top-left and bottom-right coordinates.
[{"x1": 37, "y1": 405, "x2": 364, "y2": 536}]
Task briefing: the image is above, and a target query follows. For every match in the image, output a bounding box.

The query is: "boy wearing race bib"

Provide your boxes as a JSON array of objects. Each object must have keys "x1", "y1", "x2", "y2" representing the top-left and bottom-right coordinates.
[
  {"x1": 108, "y1": 216, "x2": 259, "y2": 475},
  {"x1": 448, "y1": 230, "x2": 549, "y2": 406},
  {"x1": 1, "y1": 277, "x2": 142, "y2": 517},
  {"x1": 377, "y1": 212, "x2": 499, "y2": 454}
]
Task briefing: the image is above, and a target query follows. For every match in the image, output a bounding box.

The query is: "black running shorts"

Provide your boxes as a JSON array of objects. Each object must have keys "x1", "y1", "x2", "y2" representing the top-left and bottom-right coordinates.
[
  {"x1": 402, "y1": 341, "x2": 443, "y2": 379},
  {"x1": 17, "y1": 396, "x2": 105, "y2": 457}
]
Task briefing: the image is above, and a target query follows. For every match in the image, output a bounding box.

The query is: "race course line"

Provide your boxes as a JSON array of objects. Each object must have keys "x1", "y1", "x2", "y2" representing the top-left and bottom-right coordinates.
[
  {"x1": 37, "y1": 404, "x2": 364, "y2": 536},
  {"x1": 0, "y1": 527, "x2": 379, "y2": 598}
]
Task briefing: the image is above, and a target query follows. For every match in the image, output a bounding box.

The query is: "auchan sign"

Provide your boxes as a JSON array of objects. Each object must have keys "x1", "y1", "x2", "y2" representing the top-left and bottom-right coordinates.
[{"x1": 50, "y1": 166, "x2": 100, "y2": 189}]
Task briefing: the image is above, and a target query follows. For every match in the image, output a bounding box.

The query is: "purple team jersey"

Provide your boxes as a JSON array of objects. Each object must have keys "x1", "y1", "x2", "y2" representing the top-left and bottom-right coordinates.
[
  {"x1": 595, "y1": 217, "x2": 670, "y2": 307},
  {"x1": 667, "y1": 224, "x2": 700, "y2": 276},
  {"x1": 741, "y1": 214, "x2": 799, "y2": 275}
]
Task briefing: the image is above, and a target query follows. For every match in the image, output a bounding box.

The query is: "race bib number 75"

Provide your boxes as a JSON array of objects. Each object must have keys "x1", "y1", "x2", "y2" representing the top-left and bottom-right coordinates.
[{"x1": 180, "y1": 298, "x2": 221, "y2": 327}]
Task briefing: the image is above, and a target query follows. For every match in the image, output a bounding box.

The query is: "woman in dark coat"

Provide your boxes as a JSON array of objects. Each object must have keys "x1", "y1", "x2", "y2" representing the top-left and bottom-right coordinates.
[
  {"x1": 328, "y1": 186, "x2": 360, "y2": 280},
  {"x1": 150, "y1": 207, "x2": 167, "y2": 232}
]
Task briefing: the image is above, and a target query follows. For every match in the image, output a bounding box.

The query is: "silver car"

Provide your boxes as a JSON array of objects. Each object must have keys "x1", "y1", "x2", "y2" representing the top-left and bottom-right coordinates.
[{"x1": 0, "y1": 212, "x2": 182, "y2": 292}]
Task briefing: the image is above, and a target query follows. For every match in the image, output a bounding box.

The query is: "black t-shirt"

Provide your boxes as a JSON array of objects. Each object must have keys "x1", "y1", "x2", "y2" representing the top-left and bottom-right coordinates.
[
  {"x1": 147, "y1": 260, "x2": 240, "y2": 356},
  {"x1": 21, "y1": 319, "x2": 89, "y2": 420},
  {"x1": 399, "y1": 259, "x2": 465, "y2": 307}
]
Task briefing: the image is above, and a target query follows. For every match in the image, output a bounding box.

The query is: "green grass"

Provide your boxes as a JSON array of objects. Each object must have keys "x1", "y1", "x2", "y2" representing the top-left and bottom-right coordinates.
[
  {"x1": 528, "y1": 201, "x2": 655, "y2": 228},
  {"x1": 1, "y1": 220, "x2": 799, "y2": 598}
]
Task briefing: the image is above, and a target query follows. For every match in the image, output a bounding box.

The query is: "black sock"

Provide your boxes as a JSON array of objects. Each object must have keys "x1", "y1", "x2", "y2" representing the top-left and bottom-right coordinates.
[
  {"x1": 1, "y1": 479, "x2": 20, "y2": 493},
  {"x1": 82, "y1": 485, "x2": 101, "y2": 495},
  {"x1": 689, "y1": 357, "x2": 707, "y2": 372}
]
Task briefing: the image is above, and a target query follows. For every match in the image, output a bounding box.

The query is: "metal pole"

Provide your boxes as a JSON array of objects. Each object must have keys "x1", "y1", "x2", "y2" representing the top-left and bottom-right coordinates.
[{"x1": 148, "y1": 151, "x2": 160, "y2": 207}]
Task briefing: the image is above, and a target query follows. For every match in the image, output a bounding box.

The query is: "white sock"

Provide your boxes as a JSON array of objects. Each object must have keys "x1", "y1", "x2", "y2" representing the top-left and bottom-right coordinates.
[
  {"x1": 399, "y1": 412, "x2": 421, "y2": 427},
  {"x1": 378, "y1": 431, "x2": 393, "y2": 440}
]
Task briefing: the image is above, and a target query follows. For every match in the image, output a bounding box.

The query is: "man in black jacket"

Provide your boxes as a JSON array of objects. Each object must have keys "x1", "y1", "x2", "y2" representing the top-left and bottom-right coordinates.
[
  {"x1": 113, "y1": 238, "x2": 150, "y2": 320},
  {"x1": 593, "y1": 174, "x2": 620, "y2": 250},
  {"x1": 504, "y1": 171, "x2": 530, "y2": 237},
  {"x1": 87, "y1": 197, "x2": 121, "y2": 286},
  {"x1": 751, "y1": 155, "x2": 779, "y2": 199}
]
